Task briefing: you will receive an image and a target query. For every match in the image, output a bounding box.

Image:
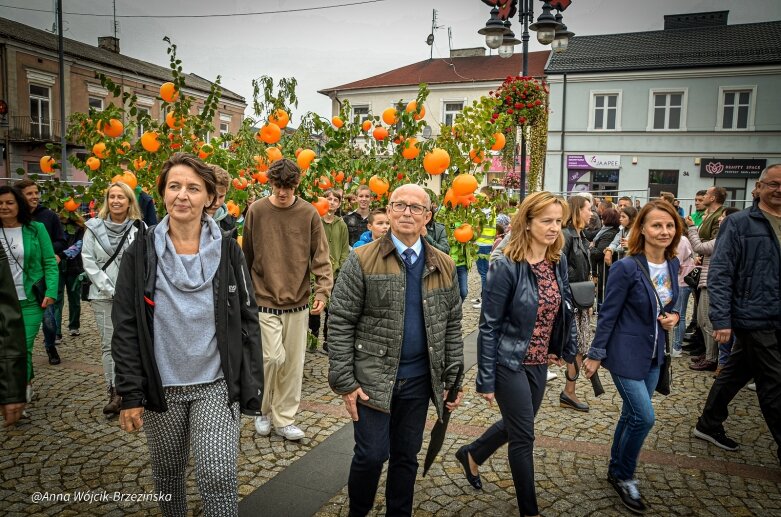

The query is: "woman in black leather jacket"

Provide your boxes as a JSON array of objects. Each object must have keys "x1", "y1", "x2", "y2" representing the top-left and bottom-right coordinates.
[
  {"x1": 560, "y1": 194, "x2": 594, "y2": 412},
  {"x1": 457, "y1": 192, "x2": 577, "y2": 517}
]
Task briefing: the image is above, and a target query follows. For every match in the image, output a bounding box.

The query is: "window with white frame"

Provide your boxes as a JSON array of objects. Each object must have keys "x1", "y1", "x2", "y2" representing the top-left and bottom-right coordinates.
[
  {"x1": 649, "y1": 90, "x2": 686, "y2": 130},
  {"x1": 443, "y1": 101, "x2": 464, "y2": 127},
  {"x1": 219, "y1": 122, "x2": 230, "y2": 148},
  {"x1": 352, "y1": 105, "x2": 370, "y2": 123},
  {"x1": 718, "y1": 87, "x2": 755, "y2": 130},
  {"x1": 88, "y1": 96, "x2": 103, "y2": 111},
  {"x1": 136, "y1": 107, "x2": 150, "y2": 138},
  {"x1": 590, "y1": 92, "x2": 621, "y2": 131},
  {"x1": 29, "y1": 84, "x2": 51, "y2": 139}
]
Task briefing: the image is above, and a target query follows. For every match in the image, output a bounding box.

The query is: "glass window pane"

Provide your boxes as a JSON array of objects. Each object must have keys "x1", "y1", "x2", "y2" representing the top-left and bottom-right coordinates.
[
  {"x1": 654, "y1": 108, "x2": 666, "y2": 129},
  {"x1": 607, "y1": 95, "x2": 617, "y2": 108},
  {"x1": 30, "y1": 98, "x2": 39, "y2": 118},
  {"x1": 670, "y1": 94, "x2": 682, "y2": 107},
  {"x1": 30, "y1": 84, "x2": 49, "y2": 97},
  {"x1": 607, "y1": 109, "x2": 616, "y2": 129},
  {"x1": 739, "y1": 92, "x2": 750, "y2": 105},
  {"x1": 724, "y1": 92, "x2": 735, "y2": 106},
  {"x1": 723, "y1": 106, "x2": 734, "y2": 128},
  {"x1": 445, "y1": 103, "x2": 463, "y2": 111},
  {"x1": 595, "y1": 95, "x2": 604, "y2": 108},
  {"x1": 669, "y1": 107, "x2": 681, "y2": 129},
  {"x1": 654, "y1": 94, "x2": 666, "y2": 107},
  {"x1": 594, "y1": 109, "x2": 603, "y2": 129},
  {"x1": 737, "y1": 106, "x2": 748, "y2": 128}
]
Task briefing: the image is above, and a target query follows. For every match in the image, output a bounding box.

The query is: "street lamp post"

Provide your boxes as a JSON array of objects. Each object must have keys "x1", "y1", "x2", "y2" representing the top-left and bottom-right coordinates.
[{"x1": 479, "y1": 0, "x2": 573, "y2": 200}]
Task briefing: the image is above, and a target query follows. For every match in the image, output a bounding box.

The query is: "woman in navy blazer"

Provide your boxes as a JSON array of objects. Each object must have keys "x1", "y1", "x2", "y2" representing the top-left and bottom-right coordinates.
[{"x1": 583, "y1": 200, "x2": 682, "y2": 514}]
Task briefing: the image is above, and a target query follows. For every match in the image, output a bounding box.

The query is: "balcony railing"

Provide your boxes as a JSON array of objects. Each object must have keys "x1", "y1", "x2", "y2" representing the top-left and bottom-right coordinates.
[{"x1": 7, "y1": 116, "x2": 63, "y2": 142}]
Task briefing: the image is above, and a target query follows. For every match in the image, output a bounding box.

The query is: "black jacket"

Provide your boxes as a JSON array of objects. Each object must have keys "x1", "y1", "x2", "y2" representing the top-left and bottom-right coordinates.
[
  {"x1": 562, "y1": 226, "x2": 591, "y2": 282},
  {"x1": 708, "y1": 199, "x2": 781, "y2": 331},
  {"x1": 0, "y1": 246, "x2": 26, "y2": 405},
  {"x1": 111, "y1": 226, "x2": 263, "y2": 414},
  {"x1": 590, "y1": 225, "x2": 620, "y2": 276},
  {"x1": 32, "y1": 206, "x2": 67, "y2": 257},
  {"x1": 138, "y1": 192, "x2": 158, "y2": 228},
  {"x1": 476, "y1": 255, "x2": 578, "y2": 394},
  {"x1": 343, "y1": 211, "x2": 368, "y2": 247}
]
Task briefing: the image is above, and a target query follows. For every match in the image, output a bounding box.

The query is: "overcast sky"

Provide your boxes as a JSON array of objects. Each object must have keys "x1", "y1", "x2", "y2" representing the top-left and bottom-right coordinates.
[{"x1": 3, "y1": 0, "x2": 780, "y2": 124}]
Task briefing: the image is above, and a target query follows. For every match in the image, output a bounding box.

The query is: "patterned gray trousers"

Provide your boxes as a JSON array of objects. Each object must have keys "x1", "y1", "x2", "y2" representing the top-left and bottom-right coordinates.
[{"x1": 144, "y1": 379, "x2": 240, "y2": 517}]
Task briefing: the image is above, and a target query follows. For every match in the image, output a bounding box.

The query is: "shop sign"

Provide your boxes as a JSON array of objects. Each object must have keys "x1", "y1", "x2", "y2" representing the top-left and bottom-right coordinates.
[
  {"x1": 699, "y1": 158, "x2": 766, "y2": 178},
  {"x1": 567, "y1": 154, "x2": 621, "y2": 170}
]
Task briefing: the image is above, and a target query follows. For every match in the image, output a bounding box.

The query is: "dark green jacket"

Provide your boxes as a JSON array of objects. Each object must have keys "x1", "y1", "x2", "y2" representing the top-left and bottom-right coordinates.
[
  {"x1": 327, "y1": 234, "x2": 463, "y2": 421},
  {"x1": 0, "y1": 246, "x2": 26, "y2": 405}
]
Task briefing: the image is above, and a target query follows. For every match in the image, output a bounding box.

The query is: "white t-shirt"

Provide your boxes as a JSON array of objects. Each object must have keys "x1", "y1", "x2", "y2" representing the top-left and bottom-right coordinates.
[
  {"x1": 0, "y1": 226, "x2": 26, "y2": 300},
  {"x1": 648, "y1": 260, "x2": 673, "y2": 314}
]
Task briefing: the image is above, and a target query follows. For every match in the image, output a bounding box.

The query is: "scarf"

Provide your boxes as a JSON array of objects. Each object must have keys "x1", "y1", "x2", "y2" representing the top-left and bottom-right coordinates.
[
  {"x1": 153, "y1": 215, "x2": 222, "y2": 292},
  {"x1": 103, "y1": 218, "x2": 132, "y2": 254}
]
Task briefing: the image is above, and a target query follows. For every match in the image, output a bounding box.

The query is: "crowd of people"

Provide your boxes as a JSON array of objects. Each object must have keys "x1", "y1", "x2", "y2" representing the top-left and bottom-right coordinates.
[{"x1": 1, "y1": 155, "x2": 779, "y2": 517}]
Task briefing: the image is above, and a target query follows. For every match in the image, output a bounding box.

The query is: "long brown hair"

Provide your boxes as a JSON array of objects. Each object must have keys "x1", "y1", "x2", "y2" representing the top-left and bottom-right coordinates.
[
  {"x1": 627, "y1": 200, "x2": 683, "y2": 260},
  {"x1": 565, "y1": 195, "x2": 591, "y2": 230},
  {"x1": 504, "y1": 191, "x2": 570, "y2": 263}
]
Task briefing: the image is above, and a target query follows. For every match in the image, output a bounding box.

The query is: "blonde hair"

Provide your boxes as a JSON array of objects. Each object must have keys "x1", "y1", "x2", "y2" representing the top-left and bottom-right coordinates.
[
  {"x1": 504, "y1": 191, "x2": 569, "y2": 263},
  {"x1": 98, "y1": 182, "x2": 142, "y2": 221}
]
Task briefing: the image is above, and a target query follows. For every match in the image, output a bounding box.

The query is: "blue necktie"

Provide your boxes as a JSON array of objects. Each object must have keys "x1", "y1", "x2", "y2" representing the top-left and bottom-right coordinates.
[{"x1": 402, "y1": 248, "x2": 416, "y2": 268}]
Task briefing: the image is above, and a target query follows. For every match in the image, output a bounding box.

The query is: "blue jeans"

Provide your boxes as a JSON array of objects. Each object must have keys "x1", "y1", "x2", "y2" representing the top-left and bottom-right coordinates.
[
  {"x1": 348, "y1": 374, "x2": 431, "y2": 517},
  {"x1": 719, "y1": 336, "x2": 734, "y2": 366},
  {"x1": 673, "y1": 285, "x2": 692, "y2": 351},
  {"x1": 41, "y1": 304, "x2": 58, "y2": 350},
  {"x1": 609, "y1": 366, "x2": 660, "y2": 481},
  {"x1": 456, "y1": 265, "x2": 468, "y2": 302},
  {"x1": 475, "y1": 245, "x2": 492, "y2": 297}
]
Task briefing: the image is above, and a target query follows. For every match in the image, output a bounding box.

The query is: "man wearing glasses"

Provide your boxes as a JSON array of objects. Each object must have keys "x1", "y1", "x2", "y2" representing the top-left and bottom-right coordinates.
[
  {"x1": 694, "y1": 164, "x2": 781, "y2": 466},
  {"x1": 327, "y1": 184, "x2": 464, "y2": 516}
]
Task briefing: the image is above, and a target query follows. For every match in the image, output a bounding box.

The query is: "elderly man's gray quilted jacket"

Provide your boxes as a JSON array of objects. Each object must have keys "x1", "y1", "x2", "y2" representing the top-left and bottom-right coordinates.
[{"x1": 327, "y1": 234, "x2": 463, "y2": 421}]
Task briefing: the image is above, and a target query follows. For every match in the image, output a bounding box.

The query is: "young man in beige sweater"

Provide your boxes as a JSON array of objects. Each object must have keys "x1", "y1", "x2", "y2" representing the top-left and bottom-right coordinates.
[{"x1": 242, "y1": 159, "x2": 333, "y2": 440}]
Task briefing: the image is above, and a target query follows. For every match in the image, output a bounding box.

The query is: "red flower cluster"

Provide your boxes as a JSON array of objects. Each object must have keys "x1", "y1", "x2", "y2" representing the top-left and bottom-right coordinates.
[
  {"x1": 491, "y1": 76, "x2": 548, "y2": 127},
  {"x1": 502, "y1": 171, "x2": 521, "y2": 189}
]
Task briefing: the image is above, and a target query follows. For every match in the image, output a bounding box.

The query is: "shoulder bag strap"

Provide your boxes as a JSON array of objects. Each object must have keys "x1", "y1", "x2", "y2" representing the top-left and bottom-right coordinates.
[
  {"x1": 101, "y1": 221, "x2": 135, "y2": 272},
  {"x1": 632, "y1": 256, "x2": 671, "y2": 354}
]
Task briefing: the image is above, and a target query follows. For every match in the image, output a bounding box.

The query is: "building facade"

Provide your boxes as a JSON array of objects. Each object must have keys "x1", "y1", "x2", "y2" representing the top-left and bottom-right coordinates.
[
  {"x1": 0, "y1": 17, "x2": 246, "y2": 182},
  {"x1": 544, "y1": 11, "x2": 781, "y2": 209}
]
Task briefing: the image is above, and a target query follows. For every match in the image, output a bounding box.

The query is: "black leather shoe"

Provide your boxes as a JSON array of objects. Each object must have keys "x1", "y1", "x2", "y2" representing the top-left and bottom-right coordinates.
[
  {"x1": 611, "y1": 478, "x2": 648, "y2": 514},
  {"x1": 455, "y1": 445, "x2": 482, "y2": 490},
  {"x1": 560, "y1": 391, "x2": 589, "y2": 412},
  {"x1": 47, "y1": 346, "x2": 61, "y2": 365}
]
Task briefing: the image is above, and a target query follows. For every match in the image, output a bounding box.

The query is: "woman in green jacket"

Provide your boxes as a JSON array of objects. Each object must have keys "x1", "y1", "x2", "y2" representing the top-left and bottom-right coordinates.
[{"x1": 0, "y1": 185, "x2": 58, "y2": 406}]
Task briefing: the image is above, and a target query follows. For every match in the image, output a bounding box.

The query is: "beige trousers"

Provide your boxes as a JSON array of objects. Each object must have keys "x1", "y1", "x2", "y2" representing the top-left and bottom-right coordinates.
[
  {"x1": 697, "y1": 287, "x2": 718, "y2": 362},
  {"x1": 258, "y1": 310, "x2": 308, "y2": 428}
]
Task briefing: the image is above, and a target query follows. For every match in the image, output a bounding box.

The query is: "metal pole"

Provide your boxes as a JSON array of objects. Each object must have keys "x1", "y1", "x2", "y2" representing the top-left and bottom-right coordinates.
[
  {"x1": 518, "y1": 0, "x2": 532, "y2": 201},
  {"x1": 57, "y1": 0, "x2": 67, "y2": 180}
]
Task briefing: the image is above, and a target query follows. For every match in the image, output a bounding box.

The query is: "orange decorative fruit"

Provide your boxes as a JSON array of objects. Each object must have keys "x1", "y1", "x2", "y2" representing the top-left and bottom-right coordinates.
[
  {"x1": 405, "y1": 101, "x2": 426, "y2": 120},
  {"x1": 252, "y1": 170, "x2": 269, "y2": 184},
  {"x1": 443, "y1": 188, "x2": 457, "y2": 208},
  {"x1": 332, "y1": 116, "x2": 344, "y2": 128},
  {"x1": 140, "y1": 131, "x2": 161, "y2": 152},
  {"x1": 368, "y1": 175, "x2": 390, "y2": 196},
  {"x1": 423, "y1": 148, "x2": 450, "y2": 175},
  {"x1": 401, "y1": 138, "x2": 420, "y2": 160},
  {"x1": 372, "y1": 126, "x2": 389, "y2": 141},
  {"x1": 334, "y1": 171, "x2": 345, "y2": 183},
  {"x1": 469, "y1": 149, "x2": 485, "y2": 164},
  {"x1": 63, "y1": 198, "x2": 80, "y2": 212},
  {"x1": 40, "y1": 156, "x2": 55, "y2": 174},
  {"x1": 268, "y1": 109, "x2": 290, "y2": 129},
  {"x1": 312, "y1": 197, "x2": 330, "y2": 216},
  {"x1": 454, "y1": 224, "x2": 474, "y2": 243},
  {"x1": 232, "y1": 177, "x2": 249, "y2": 190},
  {"x1": 160, "y1": 82, "x2": 179, "y2": 103},
  {"x1": 165, "y1": 111, "x2": 185, "y2": 129},
  {"x1": 258, "y1": 123, "x2": 282, "y2": 144},
  {"x1": 112, "y1": 172, "x2": 138, "y2": 190},
  {"x1": 117, "y1": 141, "x2": 131, "y2": 155},
  {"x1": 452, "y1": 174, "x2": 479, "y2": 196},
  {"x1": 226, "y1": 200, "x2": 241, "y2": 218},
  {"x1": 318, "y1": 175, "x2": 333, "y2": 190},
  {"x1": 382, "y1": 107, "x2": 398, "y2": 125},
  {"x1": 101, "y1": 118, "x2": 124, "y2": 138},
  {"x1": 297, "y1": 149, "x2": 316, "y2": 170},
  {"x1": 92, "y1": 142, "x2": 108, "y2": 159},
  {"x1": 361, "y1": 120, "x2": 372, "y2": 132},
  {"x1": 132, "y1": 157, "x2": 148, "y2": 171},
  {"x1": 86, "y1": 157, "x2": 101, "y2": 171},
  {"x1": 266, "y1": 146, "x2": 283, "y2": 163},
  {"x1": 491, "y1": 132, "x2": 506, "y2": 151}
]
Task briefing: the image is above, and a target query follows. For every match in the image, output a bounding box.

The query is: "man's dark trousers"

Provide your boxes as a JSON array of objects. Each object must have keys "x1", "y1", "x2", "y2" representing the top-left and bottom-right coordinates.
[
  {"x1": 348, "y1": 374, "x2": 430, "y2": 517},
  {"x1": 698, "y1": 329, "x2": 781, "y2": 464}
]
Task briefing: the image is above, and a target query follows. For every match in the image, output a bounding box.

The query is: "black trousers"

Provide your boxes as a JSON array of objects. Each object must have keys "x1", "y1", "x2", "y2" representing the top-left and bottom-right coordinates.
[
  {"x1": 474, "y1": 364, "x2": 547, "y2": 516},
  {"x1": 698, "y1": 329, "x2": 781, "y2": 464}
]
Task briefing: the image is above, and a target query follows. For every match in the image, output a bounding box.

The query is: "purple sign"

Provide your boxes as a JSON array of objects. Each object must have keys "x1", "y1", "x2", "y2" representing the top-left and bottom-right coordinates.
[{"x1": 567, "y1": 155, "x2": 591, "y2": 169}]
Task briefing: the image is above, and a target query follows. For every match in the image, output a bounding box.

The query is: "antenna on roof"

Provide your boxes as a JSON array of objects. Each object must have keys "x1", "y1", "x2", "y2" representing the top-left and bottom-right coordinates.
[
  {"x1": 426, "y1": 9, "x2": 443, "y2": 59},
  {"x1": 448, "y1": 27, "x2": 453, "y2": 54}
]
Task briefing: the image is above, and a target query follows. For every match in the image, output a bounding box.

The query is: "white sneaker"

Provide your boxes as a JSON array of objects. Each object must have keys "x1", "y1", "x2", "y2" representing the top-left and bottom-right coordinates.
[
  {"x1": 26, "y1": 385, "x2": 33, "y2": 403},
  {"x1": 546, "y1": 370, "x2": 558, "y2": 382},
  {"x1": 471, "y1": 303, "x2": 482, "y2": 309},
  {"x1": 747, "y1": 382, "x2": 756, "y2": 391},
  {"x1": 254, "y1": 415, "x2": 271, "y2": 436},
  {"x1": 275, "y1": 424, "x2": 305, "y2": 441},
  {"x1": 671, "y1": 348, "x2": 682, "y2": 358}
]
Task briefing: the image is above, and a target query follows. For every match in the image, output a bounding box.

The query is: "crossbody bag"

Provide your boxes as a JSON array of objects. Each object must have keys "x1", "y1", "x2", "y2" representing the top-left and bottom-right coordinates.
[{"x1": 80, "y1": 223, "x2": 135, "y2": 301}]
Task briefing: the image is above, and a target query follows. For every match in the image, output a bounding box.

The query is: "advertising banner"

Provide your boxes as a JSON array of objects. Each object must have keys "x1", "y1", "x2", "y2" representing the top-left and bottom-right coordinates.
[{"x1": 699, "y1": 158, "x2": 766, "y2": 178}]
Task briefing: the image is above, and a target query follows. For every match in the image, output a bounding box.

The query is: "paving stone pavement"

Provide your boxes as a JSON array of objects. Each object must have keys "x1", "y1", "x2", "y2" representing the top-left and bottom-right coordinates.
[{"x1": 2, "y1": 268, "x2": 780, "y2": 516}]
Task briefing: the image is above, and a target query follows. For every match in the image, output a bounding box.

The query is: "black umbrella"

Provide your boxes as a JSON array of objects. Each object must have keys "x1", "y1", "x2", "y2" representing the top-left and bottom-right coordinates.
[
  {"x1": 566, "y1": 359, "x2": 604, "y2": 397},
  {"x1": 422, "y1": 362, "x2": 464, "y2": 477}
]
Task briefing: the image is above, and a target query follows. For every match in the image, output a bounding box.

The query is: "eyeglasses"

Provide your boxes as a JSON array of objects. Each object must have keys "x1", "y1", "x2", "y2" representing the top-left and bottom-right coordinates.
[
  {"x1": 759, "y1": 181, "x2": 781, "y2": 191},
  {"x1": 389, "y1": 202, "x2": 428, "y2": 215}
]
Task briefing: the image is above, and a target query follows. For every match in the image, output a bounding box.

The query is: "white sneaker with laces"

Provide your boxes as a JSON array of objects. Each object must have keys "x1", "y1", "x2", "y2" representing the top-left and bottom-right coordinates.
[
  {"x1": 275, "y1": 424, "x2": 305, "y2": 441},
  {"x1": 747, "y1": 382, "x2": 756, "y2": 391},
  {"x1": 471, "y1": 303, "x2": 482, "y2": 309},
  {"x1": 671, "y1": 348, "x2": 682, "y2": 358},
  {"x1": 254, "y1": 415, "x2": 271, "y2": 436},
  {"x1": 546, "y1": 371, "x2": 558, "y2": 382},
  {"x1": 26, "y1": 385, "x2": 33, "y2": 403}
]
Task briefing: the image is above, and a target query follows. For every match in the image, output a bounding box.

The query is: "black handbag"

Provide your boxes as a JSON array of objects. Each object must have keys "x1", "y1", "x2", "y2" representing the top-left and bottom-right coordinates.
[
  {"x1": 683, "y1": 267, "x2": 701, "y2": 289},
  {"x1": 81, "y1": 223, "x2": 135, "y2": 301},
  {"x1": 632, "y1": 257, "x2": 672, "y2": 395},
  {"x1": 570, "y1": 280, "x2": 596, "y2": 310}
]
